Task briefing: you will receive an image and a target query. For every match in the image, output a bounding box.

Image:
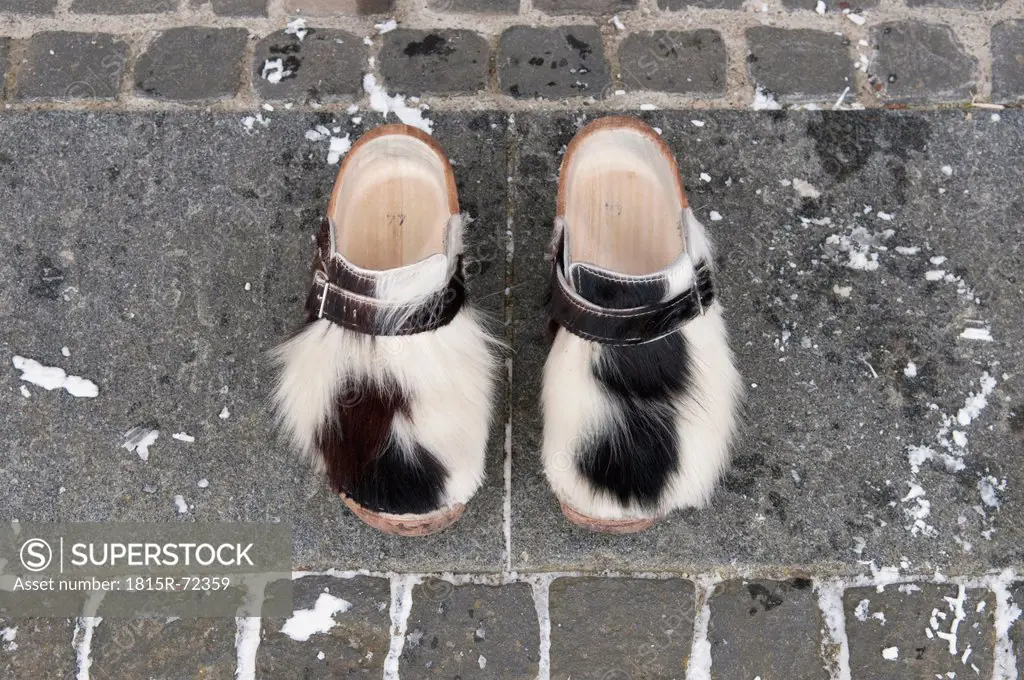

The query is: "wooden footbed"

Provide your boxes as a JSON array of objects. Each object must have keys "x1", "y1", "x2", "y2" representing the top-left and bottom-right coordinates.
[
  {"x1": 559, "y1": 118, "x2": 687, "y2": 276},
  {"x1": 327, "y1": 126, "x2": 458, "y2": 271}
]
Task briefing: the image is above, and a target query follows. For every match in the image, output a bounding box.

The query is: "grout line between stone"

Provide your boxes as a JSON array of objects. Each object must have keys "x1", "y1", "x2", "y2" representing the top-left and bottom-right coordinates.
[
  {"x1": 528, "y1": 573, "x2": 554, "y2": 680},
  {"x1": 816, "y1": 578, "x2": 853, "y2": 680},
  {"x1": 383, "y1": 574, "x2": 417, "y2": 680},
  {"x1": 500, "y1": 111, "x2": 517, "y2": 576},
  {"x1": 685, "y1": 575, "x2": 717, "y2": 680},
  {"x1": 233, "y1": 616, "x2": 261, "y2": 680},
  {"x1": 71, "y1": 590, "x2": 105, "y2": 680}
]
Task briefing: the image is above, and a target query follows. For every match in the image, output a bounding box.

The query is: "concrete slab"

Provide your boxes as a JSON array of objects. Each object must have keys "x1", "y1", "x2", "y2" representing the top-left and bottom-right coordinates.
[
  {"x1": 509, "y1": 111, "x2": 1024, "y2": 574},
  {"x1": 0, "y1": 111, "x2": 509, "y2": 573},
  {"x1": 1, "y1": 110, "x2": 1021, "y2": 577}
]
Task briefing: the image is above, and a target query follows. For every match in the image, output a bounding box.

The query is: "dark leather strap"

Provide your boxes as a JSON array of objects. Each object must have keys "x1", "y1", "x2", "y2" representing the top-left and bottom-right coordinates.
[
  {"x1": 305, "y1": 218, "x2": 466, "y2": 336},
  {"x1": 548, "y1": 233, "x2": 715, "y2": 346}
]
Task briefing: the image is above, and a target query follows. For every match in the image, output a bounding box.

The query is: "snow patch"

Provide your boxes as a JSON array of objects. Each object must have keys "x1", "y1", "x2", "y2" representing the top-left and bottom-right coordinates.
[
  {"x1": 281, "y1": 593, "x2": 353, "y2": 641},
  {"x1": 12, "y1": 355, "x2": 99, "y2": 398},
  {"x1": 122, "y1": 427, "x2": 159, "y2": 462},
  {"x1": 363, "y1": 74, "x2": 433, "y2": 134}
]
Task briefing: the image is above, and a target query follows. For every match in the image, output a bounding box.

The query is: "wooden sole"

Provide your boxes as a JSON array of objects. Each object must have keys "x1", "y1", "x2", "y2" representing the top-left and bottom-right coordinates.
[
  {"x1": 560, "y1": 501, "x2": 657, "y2": 534},
  {"x1": 341, "y1": 494, "x2": 465, "y2": 537}
]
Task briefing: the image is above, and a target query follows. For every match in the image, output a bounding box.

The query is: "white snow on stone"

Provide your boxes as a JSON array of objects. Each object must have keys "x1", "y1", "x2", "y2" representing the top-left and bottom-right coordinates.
[
  {"x1": 752, "y1": 87, "x2": 781, "y2": 111},
  {"x1": 854, "y1": 599, "x2": 871, "y2": 621},
  {"x1": 708, "y1": 211, "x2": 722, "y2": 222},
  {"x1": 877, "y1": 211, "x2": 894, "y2": 221},
  {"x1": 327, "y1": 134, "x2": 352, "y2": 165},
  {"x1": 700, "y1": 172, "x2": 711, "y2": 182},
  {"x1": 925, "y1": 270, "x2": 946, "y2": 281},
  {"x1": 904, "y1": 362, "x2": 917, "y2": 378},
  {"x1": 375, "y1": 18, "x2": 398, "y2": 34},
  {"x1": 956, "y1": 373, "x2": 996, "y2": 426},
  {"x1": 219, "y1": 406, "x2": 231, "y2": 420},
  {"x1": 882, "y1": 646, "x2": 898, "y2": 660},
  {"x1": 317, "y1": 651, "x2": 325, "y2": 660},
  {"x1": 122, "y1": 427, "x2": 158, "y2": 462},
  {"x1": 61, "y1": 346, "x2": 70, "y2": 357},
  {"x1": 242, "y1": 113, "x2": 270, "y2": 132},
  {"x1": 846, "y1": 11, "x2": 866, "y2": 24},
  {"x1": 305, "y1": 129, "x2": 326, "y2": 142},
  {"x1": 172, "y1": 432, "x2": 195, "y2": 443},
  {"x1": 285, "y1": 18, "x2": 308, "y2": 41},
  {"x1": 691, "y1": 119, "x2": 706, "y2": 128},
  {"x1": 610, "y1": 14, "x2": 625, "y2": 30},
  {"x1": 978, "y1": 476, "x2": 1004, "y2": 509},
  {"x1": 260, "y1": 59, "x2": 291, "y2": 84},
  {"x1": 833, "y1": 284, "x2": 852, "y2": 298},
  {"x1": 951, "y1": 430, "x2": 967, "y2": 448},
  {"x1": 478, "y1": 654, "x2": 487, "y2": 669},
  {"x1": 941, "y1": 165, "x2": 953, "y2": 176},
  {"x1": 639, "y1": 103, "x2": 657, "y2": 111},
  {"x1": 959, "y1": 327, "x2": 993, "y2": 342},
  {"x1": 363, "y1": 74, "x2": 433, "y2": 134},
  {"x1": 12, "y1": 355, "x2": 99, "y2": 398},
  {"x1": 173, "y1": 494, "x2": 188, "y2": 514},
  {"x1": 792, "y1": 178, "x2": 821, "y2": 199},
  {"x1": 1, "y1": 626, "x2": 17, "y2": 652},
  {"x1": 895, "y1": 246, "x2": 920, "y2": 255},
  {"x1": 197, "y1": 478, "x2": 209, "y2": 489},
  {"x1": 815, "y1": 0, "x2": 826, "y2": 12},
  {"x1": 930, "y1": 255, "x2": 947, "y2": 265}
]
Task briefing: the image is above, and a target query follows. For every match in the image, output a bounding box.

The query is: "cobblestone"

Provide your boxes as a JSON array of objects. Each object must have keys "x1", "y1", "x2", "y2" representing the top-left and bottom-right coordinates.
[
  {"x1": 747, "y1": 27, "x2": 853, "y2": 99},
  {"x1": 14, "y1": 32, "x2": 127, "y2": 100},
  {"x1": 708, "y1": 579, "x2": 826, "y2": 680},
  {"x1": 401, "y1": 580, "x2": 539, "y2": 678},
  {"x1": 497, "y1": 26, "x2": 610, "y2": 99},
  {"x1": 192, "y1": 0, "x2": 268, "y2": 16},
  {"x1": 991, "y1": 20, "x2": 1024, "y2": 102},
  {"x1": 282, "y1": 0, "x2": 393, "y2": 15},
  {"x1": 533, "y1": 0, "x2": 636, "y2": 14},
  {"x1": 91, "y1": 618, "x2": 237, "y2": 678},
  {"x1": 0, "y1": 618, "x2": 77, "y2": 678},
  {"x1": 0, "y1": 0, "x2": 56, "y2": 13},
  {"x1": 618, "y1": 30, "x2": 727, "y2": 95},
  {"x1": 380, "y1": 29, "x2": 490, "y2": 95},
  {"x1": 257, "y1": 575, "x2": 391, "y2": 676},
  {"x1": 871, "y1": 21, "x2": 977, "y2": 103},
  {"x1": 135, "y1": 27, "x2": 248, "y2": 101},
  {"x1": 782, "y1": 0, "x2": 879, "y2": 9},
  {"x1": 659, "y1": 0, "x2": 745, "y2": 11},
  {"x1": 425, "y1": 0, "x2": 519, "y2": 12},
  {"x1": 549, "y1": 577, "x2": 694, "y2": 679},
  {"x1": 844, "y1": 584, "x2": 996, "y2": 679},
  {"x1": 253, "y1": 29, "x2": 364, "y2": 102},
  {"x1": 71, "y1": 0, "x2": 177, "y2": 12}
]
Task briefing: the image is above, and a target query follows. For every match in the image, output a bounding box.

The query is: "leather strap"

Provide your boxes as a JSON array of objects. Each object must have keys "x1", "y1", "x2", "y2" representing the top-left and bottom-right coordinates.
[
  {"x1": 548, "y1": 233, "x2": 715, "y2": 346},
  {"x1": 305, "y1": 218, "x2": 466, "y2": 336}
]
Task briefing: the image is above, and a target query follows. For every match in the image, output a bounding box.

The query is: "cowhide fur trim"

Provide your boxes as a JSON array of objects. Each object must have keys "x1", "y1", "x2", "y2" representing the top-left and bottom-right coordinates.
[
  {"x1": 541, "y1": 209, "x2": 743, "y2": 519},
  {"x1": 273, "y1": 213, "x2": 498, "y2": 515}
]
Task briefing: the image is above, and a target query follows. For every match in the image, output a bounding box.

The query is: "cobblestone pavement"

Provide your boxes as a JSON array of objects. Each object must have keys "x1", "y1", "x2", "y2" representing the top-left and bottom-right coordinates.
[
  {"x1": 0, "y1": 573, "x2": 1022, "y2": 678},
  {"x1": 0, "y1": 0, "x2": 1023, "y2": 110},
  {"x1": 2, "y1": 1, "x2": 1024, "y2": 677}
]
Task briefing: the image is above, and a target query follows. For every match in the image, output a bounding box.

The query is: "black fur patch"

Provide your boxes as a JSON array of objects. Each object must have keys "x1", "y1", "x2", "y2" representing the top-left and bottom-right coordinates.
[
  {"x1": 560, "y1": 263, "x2": 694, "y2": 509},
  {"x1": 316, "y1": 378, "x2": 448, "y2": 514},
  {"x1": 577, "y1": 333, "x2": 691, "y2": 508}
]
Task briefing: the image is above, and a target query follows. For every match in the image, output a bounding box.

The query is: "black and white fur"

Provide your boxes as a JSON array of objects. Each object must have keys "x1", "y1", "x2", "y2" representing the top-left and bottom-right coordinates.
[
  {"x1": 272, "y1": 215, "x2": 499, "y2": 515},
  {"x1": 542, "y1": 208, "x2": 742, "y2": 520}
]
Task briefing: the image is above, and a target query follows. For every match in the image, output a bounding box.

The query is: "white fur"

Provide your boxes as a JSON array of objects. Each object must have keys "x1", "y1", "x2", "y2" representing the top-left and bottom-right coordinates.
[
  {"x1": 541, "y1": 209, "x2": 742, "y2": 520},
  {"x1": 271, "y1": 307, "x2": 499, "y2": 508}
]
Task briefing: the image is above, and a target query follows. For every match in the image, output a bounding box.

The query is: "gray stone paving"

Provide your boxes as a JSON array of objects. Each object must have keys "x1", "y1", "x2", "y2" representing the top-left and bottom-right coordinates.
[
  {"x1": 0, "y1": 109, "x2": 1020, "y2": 677},
  {"x1": 708, "y1": 578, "x2": 826, "y2": 680},
  {"x1": 134, "y1": 27, "x2": 249, "y2": 101},
  {"x1": 253, "y1": 29, "x2": 365, "y2": 102},
  {"x1": 3, "y1": 0, "x2": 1021, "y2": 107},
  {"x1": 14, "y1": 32, "x2": 127, "y2": 101}
]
